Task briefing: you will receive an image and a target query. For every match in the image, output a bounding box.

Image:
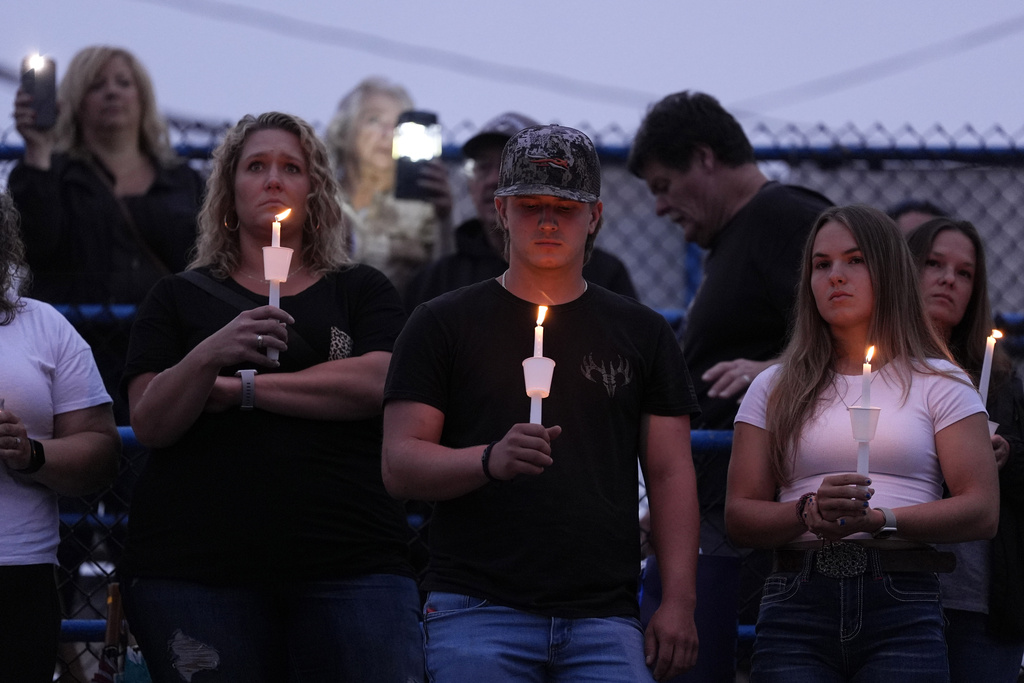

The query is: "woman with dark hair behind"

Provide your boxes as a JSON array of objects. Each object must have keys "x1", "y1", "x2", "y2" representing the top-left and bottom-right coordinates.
[
  {"x1": 119, "y1": 112, "x2": 422, "y2": 682},
  {"x1": 726, "y1": 205, "x2": 998, "y2": 681},
  {"x1": 0, "y1": 189, "x2": 120, "y2": 682},
  {"x1": 907, "y1": 218, "x2": 1024, "y2": 683}
]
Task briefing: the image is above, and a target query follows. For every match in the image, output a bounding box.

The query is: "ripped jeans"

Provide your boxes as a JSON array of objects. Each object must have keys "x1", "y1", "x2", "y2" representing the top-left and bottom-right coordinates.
[{"x1": 122, "y1": 574, "x2": 424, "y2": 683}]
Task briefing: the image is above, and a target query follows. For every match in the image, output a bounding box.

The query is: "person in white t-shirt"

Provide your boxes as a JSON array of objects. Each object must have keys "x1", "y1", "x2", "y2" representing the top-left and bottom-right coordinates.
[
  {"x1": 726, "y1": 204, "x2": 998, "y2": 682},
  {"x1": 0, "y1": 189, "x2": 119, "y2": 683}
]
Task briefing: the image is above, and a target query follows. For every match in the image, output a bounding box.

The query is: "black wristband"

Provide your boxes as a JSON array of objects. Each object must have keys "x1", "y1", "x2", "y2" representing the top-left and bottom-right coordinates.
[
  {"x1": 15, "y1": 439, "x2": 45, "y2": 474},
  {"x1": 481, "y1": 441, "x2": 500, "y2": 482},
  {"x1": 796, "y1": 492, "x2": 815, "y2": 524}
]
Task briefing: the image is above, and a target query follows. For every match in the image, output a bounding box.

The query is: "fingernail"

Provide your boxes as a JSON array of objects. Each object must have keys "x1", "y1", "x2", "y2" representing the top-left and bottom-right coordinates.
[
  {"x1": 863, "y1": 502, "x2": 869, "y2": 508},
  {"x1": 839, "y1": 519, "x2": 846, "y2": 526},
  {"x1": 865, "y1": 492, "x2": 871, "y2": 500},
  {"x1": 865, "y1": 478, "x2": 872, "y2": 485}
]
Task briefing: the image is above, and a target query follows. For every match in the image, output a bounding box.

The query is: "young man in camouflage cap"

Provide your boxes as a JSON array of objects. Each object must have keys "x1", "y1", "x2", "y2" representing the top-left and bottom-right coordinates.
[{"x1": 383, "y1": 125, "x2": 701, "y2": 681}]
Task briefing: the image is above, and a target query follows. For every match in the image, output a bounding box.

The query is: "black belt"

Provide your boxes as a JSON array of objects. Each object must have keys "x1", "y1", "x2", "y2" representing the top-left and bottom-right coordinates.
[{"x1": 774, "y1": 543, "x2": 956, "y2": 578}]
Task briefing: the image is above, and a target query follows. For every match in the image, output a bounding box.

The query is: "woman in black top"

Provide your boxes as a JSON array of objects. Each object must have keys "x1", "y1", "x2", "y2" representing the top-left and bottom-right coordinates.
[{"x1": 120, "y1": 112, "x2": 422, "y2": 683}]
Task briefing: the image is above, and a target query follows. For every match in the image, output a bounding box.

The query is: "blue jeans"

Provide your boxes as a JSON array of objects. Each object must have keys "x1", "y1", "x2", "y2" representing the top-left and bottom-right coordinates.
[
  {"x1": 752, "y1": 553, "x2": 948, "y2": 682},
  {"x1": 122, "y1": 574, "x2": 424, "y2": 683},
  {"x1": 422, "y1": 591, "x2": 655, "y2": 682},
  {"x1": 945, "y1": 608, "x2": 1024, "y2": 683}
]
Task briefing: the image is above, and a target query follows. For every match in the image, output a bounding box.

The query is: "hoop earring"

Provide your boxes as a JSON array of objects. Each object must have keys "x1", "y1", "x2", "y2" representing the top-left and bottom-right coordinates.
[{"x1": 223, "y1": 214, "x2": 239, "y2": 232}]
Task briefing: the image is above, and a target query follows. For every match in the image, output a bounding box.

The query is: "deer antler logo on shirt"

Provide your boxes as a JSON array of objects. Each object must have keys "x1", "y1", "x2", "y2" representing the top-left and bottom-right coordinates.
[{"x1": 581, "y1": 353, "x2": 633, "y2": 397}]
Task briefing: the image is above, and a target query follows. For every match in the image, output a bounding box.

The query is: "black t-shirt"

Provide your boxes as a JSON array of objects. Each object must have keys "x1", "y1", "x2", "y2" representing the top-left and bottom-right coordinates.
[
  {"x1": 684, "y1": 182, "x2": 831, "y2": 429},
  {"x1": 385, "y1": 280, "x2": 699, "y2": 618},
  {"x1": 119, "y1": 265, "x2": 413, "y2": 584}
]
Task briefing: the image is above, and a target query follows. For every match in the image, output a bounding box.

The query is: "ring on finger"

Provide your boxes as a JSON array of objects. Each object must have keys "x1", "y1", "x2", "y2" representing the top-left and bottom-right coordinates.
[
  {"x1": 256, "y1": 334, "x2": 264, "y2": 351},
  {"x1": 742, "y1": 374, "x2": 752, "y2": 384}
]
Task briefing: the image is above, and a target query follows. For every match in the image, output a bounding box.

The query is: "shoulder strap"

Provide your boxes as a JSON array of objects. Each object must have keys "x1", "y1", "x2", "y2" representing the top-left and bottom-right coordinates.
[
  {"x1": 177, "y1": 270, "x2": 317, "y2": 358},
  {"x1": 178, "y1": 270, "x2": 256, "y2": 311},
  {"x1": 84, "y1": 154, "x2": 173, "y2": 278}
]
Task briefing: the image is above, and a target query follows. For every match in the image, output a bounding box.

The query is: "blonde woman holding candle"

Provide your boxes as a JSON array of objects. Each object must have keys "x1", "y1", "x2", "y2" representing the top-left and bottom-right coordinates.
[
  {"x1": 907, "y1": 218, "x2": 1024, "y2": 683},
  {"x1": 726, "y1": 205, "x2": 998, "y2": 682},
  {"x1": 119, "y1": 112, "x2": 422, "y2": 683}
]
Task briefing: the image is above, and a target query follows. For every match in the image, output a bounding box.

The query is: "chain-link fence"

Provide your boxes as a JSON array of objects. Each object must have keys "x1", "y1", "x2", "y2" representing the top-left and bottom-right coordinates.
[{"x1": 2, "y1": 118, "x2": 1024, "y2": 680}]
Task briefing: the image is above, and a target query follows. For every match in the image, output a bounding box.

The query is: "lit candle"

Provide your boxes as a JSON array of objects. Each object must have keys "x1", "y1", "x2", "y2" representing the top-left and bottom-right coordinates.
[
  {"x1": 861, "y1": 346, "x2": 875, "y2": 408},
  {"x1": 264, "y1": 209, "x2": 293, "y2": 362},
  {"x1": 978, "y1": 330, "x2": 1003, "y2": 407},
  {"x1": 534, "y1": 306, "x2": 547, "y2": 357},
  {"x1": 271, "y1": 208, "x2": 289, "y2": 248}
]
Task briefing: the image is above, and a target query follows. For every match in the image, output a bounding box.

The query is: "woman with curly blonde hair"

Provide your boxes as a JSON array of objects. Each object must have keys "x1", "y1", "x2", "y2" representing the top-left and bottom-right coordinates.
[
  {"x1": 120, "y1": 112, "x2": 422, "y2": 682},
  {"x1": 191, "y1": 111, "x2": 348, "y2": 277}
]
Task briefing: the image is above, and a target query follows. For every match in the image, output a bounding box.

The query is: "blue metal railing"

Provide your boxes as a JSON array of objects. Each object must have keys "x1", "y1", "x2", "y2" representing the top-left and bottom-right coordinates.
[{"x1": 59, "y1": 428, "x2": 741, "y2": 642}]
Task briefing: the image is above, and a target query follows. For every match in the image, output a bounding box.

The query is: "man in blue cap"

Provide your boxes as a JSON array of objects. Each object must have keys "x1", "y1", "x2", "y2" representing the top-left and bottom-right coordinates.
[{"x1": 383, "y1": 124, "x2": 701, "y2": 681}]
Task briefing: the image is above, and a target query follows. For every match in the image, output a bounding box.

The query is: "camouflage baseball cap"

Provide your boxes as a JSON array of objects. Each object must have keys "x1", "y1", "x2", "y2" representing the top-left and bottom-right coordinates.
[{"x1": 495, "y1": 125, "x2": 601, "y2": 203}]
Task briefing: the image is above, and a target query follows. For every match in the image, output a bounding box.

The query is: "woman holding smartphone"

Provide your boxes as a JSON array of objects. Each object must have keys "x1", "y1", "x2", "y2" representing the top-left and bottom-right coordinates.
[{"x1": 10, "y1": 45, "x2": 202, "y2": 422}]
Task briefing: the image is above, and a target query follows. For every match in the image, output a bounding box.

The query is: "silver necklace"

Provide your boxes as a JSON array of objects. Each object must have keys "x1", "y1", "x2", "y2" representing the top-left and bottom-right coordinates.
[
  {"x1": 833, "y1": 369, "x2": 878, "y2": 409},
  {"x1": 500, "y1": 270, "x2": 588, "y2": 293}
]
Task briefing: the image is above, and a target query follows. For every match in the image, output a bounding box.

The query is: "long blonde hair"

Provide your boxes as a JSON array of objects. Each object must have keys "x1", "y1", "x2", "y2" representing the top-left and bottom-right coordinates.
[
  {"x1": 765, "y1": 205, "x2": 953, "y2": 484},
  {"x1": 54, "y1": 46, "x2": 176, "y2": 165},
  {"x1": 190, "y1": 112, "x2": 349, "y2": 278}
]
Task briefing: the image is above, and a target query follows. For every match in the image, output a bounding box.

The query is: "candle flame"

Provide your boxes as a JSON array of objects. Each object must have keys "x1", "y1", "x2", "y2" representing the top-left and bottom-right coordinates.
[
  {"x1": 992, "y1": 329, "x2": 1003, "y2": 339},
  {"x1": 274, "y1": 209, "x2": 291, "y2": 222},
  {"x1": 865, "y1": 346, "x2": 875, "y2": 364},
  {"x1": 536, "y1": 306, "x2": 547, "y2": 326},
  {"x1": 28, "y1": 54, "x2": 46, "y2": 70}
]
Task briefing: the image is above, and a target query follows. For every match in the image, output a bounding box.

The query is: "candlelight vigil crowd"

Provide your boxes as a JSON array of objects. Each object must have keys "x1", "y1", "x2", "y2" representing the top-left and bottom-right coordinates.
[{"x1": 2, "y1": 44, "x2": 1023, "y2": 683}]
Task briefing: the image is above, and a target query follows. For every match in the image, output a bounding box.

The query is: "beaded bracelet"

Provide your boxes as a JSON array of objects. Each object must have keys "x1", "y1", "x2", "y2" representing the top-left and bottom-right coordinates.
[{"x1": 796, "y1": 492, "x2": 815, "y2": 524}]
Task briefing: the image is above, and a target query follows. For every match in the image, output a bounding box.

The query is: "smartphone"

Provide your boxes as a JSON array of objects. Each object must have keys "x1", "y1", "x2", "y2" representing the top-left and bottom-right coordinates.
[
  {"x1": 393, "y1": 110, "x2": 442, "y2": 201},
  {"x1": 21, "y1": 54, "x2": 57, "y2": 130}
]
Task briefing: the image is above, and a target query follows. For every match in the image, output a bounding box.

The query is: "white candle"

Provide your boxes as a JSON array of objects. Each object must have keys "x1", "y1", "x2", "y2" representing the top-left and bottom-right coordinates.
[
  {"x1": 978, "y1": 330, "x2": 1002, "y2": 407},
  {"x1": 265, "y1": 209, "x2": 292, "y2": 362},
  {"x1": 530, "y1": 396, "x2": 542, "y2": 424},
  {"x1": 534, "y1": 306, "x2": 547, "y2": 357},
  {"x1": 861, "y1": 346, "x2": 874, "y2": 408},
  {"x1": 857, "y1": 441, "x2": 870, "y2": 476},
  {"x1": 271, "y1": 209, "x2": 289, "y2": 248}
]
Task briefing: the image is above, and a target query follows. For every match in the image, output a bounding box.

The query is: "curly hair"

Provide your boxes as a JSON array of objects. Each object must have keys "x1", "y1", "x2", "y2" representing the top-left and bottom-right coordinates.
[
  {"x1": 0, "y1": 191, "x2": 28, "y2": 324},
  {"x1": 190, "y1": 112, "x2": 349, "y2": 278},
  {"x1": 54, "y1": 46, "x2": 176, "y2": 165},
  {"x1": 324, "y1": 76, "x2": 413, "y2": 182}
]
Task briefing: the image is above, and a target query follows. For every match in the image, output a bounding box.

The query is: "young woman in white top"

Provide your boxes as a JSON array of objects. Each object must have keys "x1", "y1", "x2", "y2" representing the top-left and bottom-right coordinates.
[{"x1": 726, "y1": 204, "x2": 998, "y2": 682}]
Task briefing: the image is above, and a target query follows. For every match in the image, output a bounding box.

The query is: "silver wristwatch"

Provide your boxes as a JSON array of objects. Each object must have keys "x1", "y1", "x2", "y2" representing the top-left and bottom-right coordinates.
[{"x1": 872, "y1": 507, "x2": 897, "y2": 540}]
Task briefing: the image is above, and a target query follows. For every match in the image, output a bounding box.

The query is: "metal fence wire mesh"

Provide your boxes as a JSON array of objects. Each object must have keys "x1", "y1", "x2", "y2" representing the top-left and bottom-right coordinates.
[{"x1": 2, "y1": 117, "x2": 1024, "y2": 680}]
